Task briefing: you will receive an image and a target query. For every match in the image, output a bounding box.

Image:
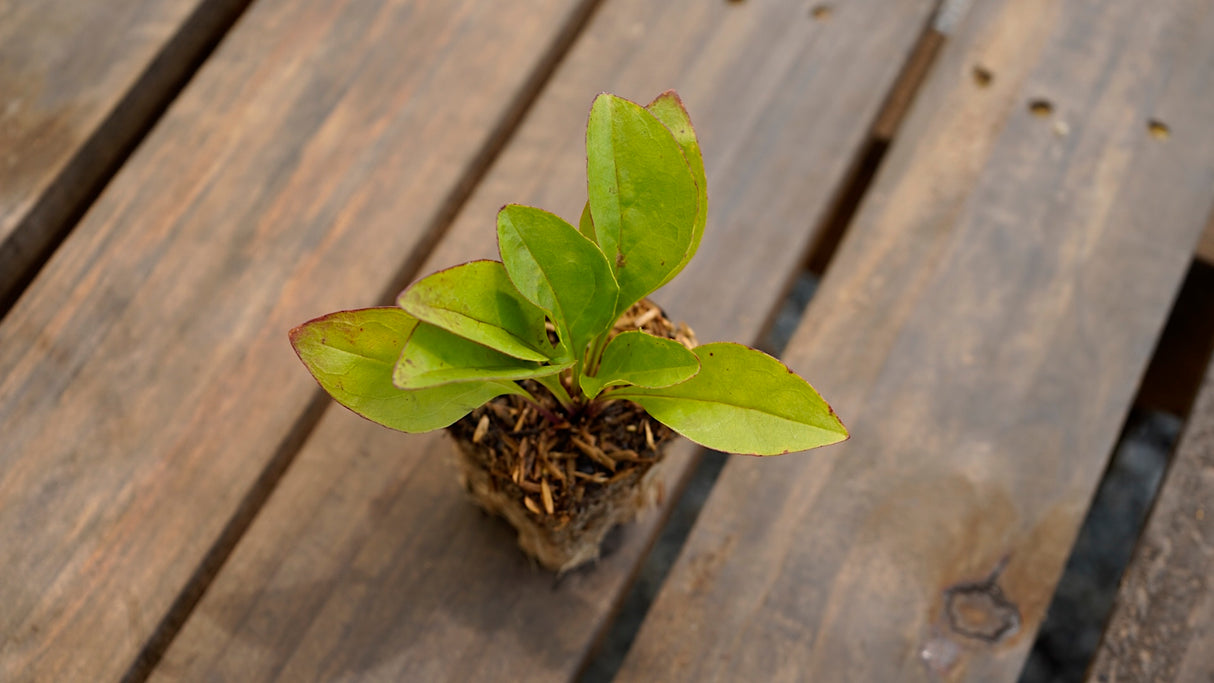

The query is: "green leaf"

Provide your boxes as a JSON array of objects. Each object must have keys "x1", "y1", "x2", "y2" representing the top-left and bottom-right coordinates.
[
  {"x1": 586, "y1": 94, "x2": 699, "y2": 315},
  {"x1": 579, "y1": 331, "x2": 699, "y2": 398},
  {"x1": 646, "y1": 91, "x2": 707, "y2": 286},
  {"x1": 397, "y1": 260, "x2": 553, "y2": 361},
  {"x1": 290, "y1": 308, "x2": 527, "y2": 432},
  {"x1": 612, "y1": 343, "x2": 847, "y2": 455},
  {"x1": 394, "y1": 321, "x2": 572, "y2": 389},
  {"x1": 497, "y1": 204, "x2": 618, "y2": 359}
]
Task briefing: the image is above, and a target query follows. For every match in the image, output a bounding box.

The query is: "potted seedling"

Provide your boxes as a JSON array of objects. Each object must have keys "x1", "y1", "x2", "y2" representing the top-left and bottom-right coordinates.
[{"x1": 290, "y1": 91, "x2": 847, "y2": 571}]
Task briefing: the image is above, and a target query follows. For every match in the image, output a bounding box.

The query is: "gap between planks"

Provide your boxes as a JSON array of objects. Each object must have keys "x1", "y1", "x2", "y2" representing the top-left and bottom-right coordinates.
[
  {"x1": 0, "y1": 0, "x2": 256, "y2": 318},
  {"x1": 1087, "y1": 321, "x2": 1214, "y2": 680},
  {"x1": 1133, "y1": 258, "x2": 1214, "y2": 417},
  {"x1": 805, "y1": 5, "x2": 945, "y2": 277},
  {"x1": 1030, "y1": 262, "x2": 1214, "y2": 677},
  {"x1": 118, "y1": 1, "x2": 609, "y2": 679},
  {"x1": 1045, "y1": 258, "x2": 1214, "y2": 679}
]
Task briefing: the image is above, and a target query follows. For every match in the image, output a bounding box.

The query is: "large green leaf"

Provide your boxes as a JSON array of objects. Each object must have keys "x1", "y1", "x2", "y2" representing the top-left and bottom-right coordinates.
[
  {"x1": 289, "y1": 307, "x2": 526, "y2": 433},
  {"x1": 612, "y1": 343, "x2": 847, "y2": 455},
  {"x1": 497, "y1": 204, "x2": 618, "y2": 359},
  {"x1": 397, "y1": 260, "x2": 553, "y2": 362},
  {"x1": 646, "y1": 91, "x2": 707, "y2": 287},
  {"x1": 586, "y1": 94, "x2": 699, "y2": 315},
  {"x1": 579, "y1": 331, "x2": 700, "y2": 398},
  {"x1": 394, "y1": 321, "x2": 572, "y2": 389}
]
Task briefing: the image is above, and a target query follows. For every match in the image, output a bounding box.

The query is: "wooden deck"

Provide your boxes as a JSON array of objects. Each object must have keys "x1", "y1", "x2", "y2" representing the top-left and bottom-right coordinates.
[{"x1": 2, "y1": 0, "x2": 1212, "y2": 680}]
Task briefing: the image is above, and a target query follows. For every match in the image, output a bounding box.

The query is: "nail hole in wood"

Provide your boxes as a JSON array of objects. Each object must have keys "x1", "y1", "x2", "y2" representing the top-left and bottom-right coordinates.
[
  {"x1": 972, "y1": 65, "x2": 993, "y2": 88},
  {"x1": 1148, "y1": 119, "x2": 1170, "y2": 140},
  {"x1": 810, "y1": 4, "x2": 832, "y2": 20},
  {"x1": 1028, "y1": 98, "x2": 1053, "y2": 117}
]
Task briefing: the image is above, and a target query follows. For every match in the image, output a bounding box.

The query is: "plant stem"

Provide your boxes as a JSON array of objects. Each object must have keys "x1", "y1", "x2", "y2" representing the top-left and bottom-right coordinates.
[
  {"x1": 584, "y1": 331, "x2": 610, "y2": 377},
  {"x1": 527, "y1": 398, "x2": 565, "y2": 427},
  {"x1": 536, "y1": 373, "x2": 574, "y2": 410}
]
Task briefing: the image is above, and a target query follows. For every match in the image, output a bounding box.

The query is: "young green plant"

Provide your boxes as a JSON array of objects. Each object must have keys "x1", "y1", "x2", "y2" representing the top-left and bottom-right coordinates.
[{"x1": 290, "y1": 91, "x2": 847, "y2": 456}]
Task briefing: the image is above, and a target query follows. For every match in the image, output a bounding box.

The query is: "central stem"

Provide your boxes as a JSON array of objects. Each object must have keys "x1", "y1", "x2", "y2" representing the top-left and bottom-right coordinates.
[{"x1": 536, "y1": 372, "x2": 574, "y2": 411}]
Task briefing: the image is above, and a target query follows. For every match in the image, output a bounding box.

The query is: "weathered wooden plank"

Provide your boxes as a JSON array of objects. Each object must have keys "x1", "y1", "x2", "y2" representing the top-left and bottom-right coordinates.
[
  {"x1": 151, "y1": 0, "x2": 940, "y2": 679},
  {"x1": 1089, "y1": 344, "x2": 1214, "y2": 681},
  {"x1": 0, "y1": 0, "x2": 249, "y2": 309},
  {"x1": 0, "y1": 1, "x2": 603, "y2": 680},
  {"x1": 618, "y1": 0, "x2": 1214, "y2": 680}
]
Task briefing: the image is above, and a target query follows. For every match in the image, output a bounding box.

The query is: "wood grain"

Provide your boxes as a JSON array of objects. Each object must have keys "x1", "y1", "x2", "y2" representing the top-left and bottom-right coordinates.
[
  {"x1": 1088, "y1": 356, "x2": 1214, "y2": 682},
  {"x1": 0, "y1": 0, "x2": 249, "y2": 309},
  {"x1": 150, "y1": 0, "x2": 939, "y2": 680},
  {"x1": 618, "y1": 0, "x2": 1214, "y2": 680},
  {"x1": 0, "y1": 0, "x2": 600, "y2": 680}
]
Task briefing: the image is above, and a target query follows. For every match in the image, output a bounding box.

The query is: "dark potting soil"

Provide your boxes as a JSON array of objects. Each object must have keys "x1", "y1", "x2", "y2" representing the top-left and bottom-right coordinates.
[
  {"x1": 447, "y1": 384, "x2": 673, "y2": 524},
  {"x1": 446, "y1": 298, "x2": 696, "y2": 531}
]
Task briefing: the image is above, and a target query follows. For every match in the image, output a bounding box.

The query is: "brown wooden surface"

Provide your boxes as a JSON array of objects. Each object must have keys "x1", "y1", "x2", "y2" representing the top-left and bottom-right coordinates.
[
  {"x1": 618, "y1": 0, "x2": 1214, "y2": 680},
  {"x1": 0, "y1": 0, "x2": 249, "y2": 308},
  {"x1": 1089, "y1": 350, "x2": 1214, "y2": 680},
  {"x1": 0, "y1": 0, "x2": 601, "y2": 679},
  {"x1": 150, "y1": 0, "x2": 940, "y2": 679}
]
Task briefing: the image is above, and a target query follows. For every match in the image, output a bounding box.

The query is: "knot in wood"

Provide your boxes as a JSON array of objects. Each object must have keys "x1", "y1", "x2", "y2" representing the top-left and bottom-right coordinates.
[{"x1": 943, "y1": 579, "x2": 1020, "y2": 643}]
